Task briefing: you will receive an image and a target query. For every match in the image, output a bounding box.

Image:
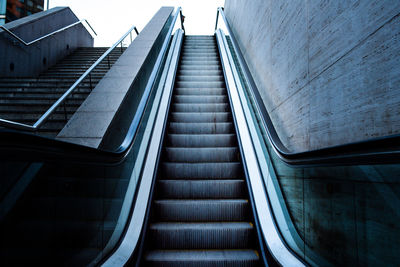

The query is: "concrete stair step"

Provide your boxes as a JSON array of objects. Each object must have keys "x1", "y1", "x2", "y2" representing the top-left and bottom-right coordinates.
[
  {"x1": 0, "y1": 106, "x2": 79, "y2": 113},
  {"x1": 0, "y1": 113, "x2": 73, "y2": 121},
  {"x1": 0, "y1": 82, "x2": 98, "y2": 88},
  {"x1": 0, "y1": 94, "x2": 88, "y2": 101},
  {"x1": 0, "y1": 99, "x2": 84, "y2": 105},
  {"x1": 0, "y1": 89, "x2": 91, "y2": 96},
  {"x1": 0, "y1": 78, "x2": 102, "y2": 84}
]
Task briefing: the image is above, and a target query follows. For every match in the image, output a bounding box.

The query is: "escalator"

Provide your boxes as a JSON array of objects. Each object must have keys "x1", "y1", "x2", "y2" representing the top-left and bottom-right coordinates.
[
  {"x1": 0, "y1": 6, "x2": 399, "y2": 267},
  {"x1": 141, "y1": 35, "x2": 260, "y2": 266}
]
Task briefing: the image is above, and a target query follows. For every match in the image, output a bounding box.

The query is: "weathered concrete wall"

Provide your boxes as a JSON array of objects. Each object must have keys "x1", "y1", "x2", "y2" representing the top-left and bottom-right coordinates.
[
  {"x1": 224, "y1": 0, "x2": 400, "y2": 152},
  {"x1": 57, "y1": 7, "x2": 174, "y2": 149},
  {"x1": 0, "y1": 7, "x2": 93, "y2": 77}
]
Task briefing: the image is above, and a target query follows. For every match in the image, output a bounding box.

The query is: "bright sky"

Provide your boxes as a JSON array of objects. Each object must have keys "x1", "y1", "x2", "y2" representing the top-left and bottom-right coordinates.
[{"x1": 48, "y1": 0, "x2": 225, "y2": 47}]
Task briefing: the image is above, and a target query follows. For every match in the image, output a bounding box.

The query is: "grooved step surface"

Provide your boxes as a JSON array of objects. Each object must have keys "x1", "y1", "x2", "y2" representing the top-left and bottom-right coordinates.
[
  {"x1": 145, "y1": 250, "x2": 259, "y2": 267},
  {"x1": 162, "y1": 162, "x2": 243, "y2": 179},
  {"x1": 153, "y1": 199, "x2": 249, "y2": 221},
  {"x1": 164, "y1": 147, "x2": 239, "y2": 162},
  {"x1": 166, "y1": 134, "x2": 236, "y2": 147},
  {"x1": 157, "y1": 179, "x2": 246, "y2": 198},
  {"x1": 169, "y1": 112, "x2": 231, "y2": 122},
  {"x1": 149, "y1": 222, "x2": 254, "y2": 249},
  {"x1": 143, "y1": 35, "x2": 260, "y2": 266},
  {"x1": 172, "y1": 103, "x2": 229, "y2": 113}
]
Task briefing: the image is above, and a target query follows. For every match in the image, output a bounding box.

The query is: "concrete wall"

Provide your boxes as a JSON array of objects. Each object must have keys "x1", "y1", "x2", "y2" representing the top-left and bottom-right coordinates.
[
  {"x1": 0, "y1": 7, "x2": 93, "y2": 77},
  {"x1": 224, "y1": 0, "x2": 400, "y2": 152},
  {"x1": 57, "y1": 7, "x2": 174, "y2": 149}
]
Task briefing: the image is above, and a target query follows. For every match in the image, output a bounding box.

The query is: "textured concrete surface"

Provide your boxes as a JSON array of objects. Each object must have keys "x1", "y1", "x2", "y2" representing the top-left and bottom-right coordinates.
[
  {"x1": 225, "y1": 0, "x2": 400, "y2": 152},
  {"x1": 57, "y1": 7, "x2": 174, "y2": 149},
  {"x1": 0, "y1": 7, "x2": 93, "y2": 77}
]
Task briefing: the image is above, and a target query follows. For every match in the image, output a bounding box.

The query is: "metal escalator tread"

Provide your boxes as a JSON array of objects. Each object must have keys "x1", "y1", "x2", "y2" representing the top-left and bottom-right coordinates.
[{"x1": 142, "y1": 35, "x2": 260, "y2": 266}]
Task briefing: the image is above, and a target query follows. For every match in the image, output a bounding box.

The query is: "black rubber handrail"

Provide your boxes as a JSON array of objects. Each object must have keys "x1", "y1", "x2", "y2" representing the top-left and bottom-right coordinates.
[
  {"x1": 216, "y1": 7, "x2": 400, "y2": 166},
  {"x1": 0, "y1": 7, "x2": 185, "y2": 166}
]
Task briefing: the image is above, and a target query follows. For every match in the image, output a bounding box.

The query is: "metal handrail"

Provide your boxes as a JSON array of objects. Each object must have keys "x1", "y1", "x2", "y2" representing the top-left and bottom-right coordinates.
[
  {"x1": 0, "y1": 24, "x2": 139, "y2": 132},
  {"x1": 0, "y1": 19, "x2": 97, "y2": 46},
  {"x1": 215, "y1": 7, "x2": 400, "y2": 166}
]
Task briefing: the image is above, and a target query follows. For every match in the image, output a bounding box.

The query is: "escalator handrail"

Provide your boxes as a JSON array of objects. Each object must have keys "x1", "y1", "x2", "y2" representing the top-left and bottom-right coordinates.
[
  {"x1": 216, "y1": 27, "x2": 306, "y2": 267},
  {"x1": 0, "y1": 8, "x2": 184, "y2": 165},
  {"x1": 215, "y1": 7, "x2": 400, "y2": 166}
]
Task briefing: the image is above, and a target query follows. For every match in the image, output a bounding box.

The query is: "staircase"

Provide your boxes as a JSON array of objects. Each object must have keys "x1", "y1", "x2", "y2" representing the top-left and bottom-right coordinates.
[
  {"x1": 143, "y1": 36, "x2": 260, "y2": 266},
  {"x1": 0, "y1": 47, "x2": 125, "y2": 137}
]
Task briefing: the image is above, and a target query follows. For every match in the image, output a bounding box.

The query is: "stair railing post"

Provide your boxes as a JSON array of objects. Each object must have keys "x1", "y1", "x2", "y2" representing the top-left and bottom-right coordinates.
[
  {"x1": 130, "y1": 32, "x2": 133, "y2": 43},
  {"x1": 107, "y1": 55, "x2": 111, "y2": 68}
]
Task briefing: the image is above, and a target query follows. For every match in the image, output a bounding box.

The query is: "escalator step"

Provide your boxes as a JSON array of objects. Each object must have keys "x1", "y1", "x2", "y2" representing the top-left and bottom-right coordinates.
[
  {"x1": 169, "y1": 112, "x2": 231, "y2": 123},
  {"x1": 172, "y1": 103, "x2": 229, "y2": 113},
  {"x1": 153, "y1": 199, "x2": 249, "y2": 221},
  {"x1": 144, "y1": 249, "x2": 259, "y2": 267},
  {"x1": 161, "y1": 162, "x2": 242, "y2": 179},
  {"x1": 166, "y1": 134, "x2": 237, "y2": 147},
  {"x1": 168, "y1": 122, "x2": 234, "y2": 134},
  {"x1": 157, "y1": 179, "x2": 246, "y2": 199},
  {"x1": 148, "y1": 222, "x2": 254, "y2": 249},
  {"x1": 173, "y1": 95, "x2": 227, "y2": 103},
  {"x1": 178, "y1": 70, "x2": 223, "y2": 76},
  {"x1": 175, "y1": 88, "x2": 226, "y2": 95},
  {"x1": 164, "y1": 147, "x2": 239, "y2": 162},
  {"x1": 179, "y1": 64, "x2": 221, "y2": 71}
]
